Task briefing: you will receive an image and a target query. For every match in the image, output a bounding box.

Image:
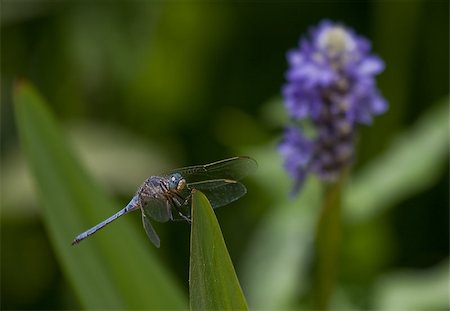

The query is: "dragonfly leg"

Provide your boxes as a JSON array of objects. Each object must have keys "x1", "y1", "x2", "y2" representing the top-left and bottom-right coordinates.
[
  {"x1": 172, "y1": 204, "x2": 191, "y2": 224},
  {"x1": 168, "y1": 192, "x2": 192, "y2": 223},
  {"x1": 182, "y1": 193, "x2": 192, "y2": 206},
  {"x1": 179, "y1": 193, "x2": 193, "y2": 223},
  {"x1": 178, "y1": 211, "x2": 192, "y2": 224}
]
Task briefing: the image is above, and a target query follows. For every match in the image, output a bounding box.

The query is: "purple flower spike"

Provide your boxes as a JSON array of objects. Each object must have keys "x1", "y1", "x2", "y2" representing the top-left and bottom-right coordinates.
[
  {"x1": 279, "y1": 127, "x2": 313, "y2": 191},
  {"x1": 279, "y1": 20, "x2": 388, "y2": 191}
]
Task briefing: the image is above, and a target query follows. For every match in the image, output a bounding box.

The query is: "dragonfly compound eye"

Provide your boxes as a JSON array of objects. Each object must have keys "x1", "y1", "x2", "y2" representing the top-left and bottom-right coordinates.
[{"x1": 168, "y1": 173, "x2": 183, "y2": 190}]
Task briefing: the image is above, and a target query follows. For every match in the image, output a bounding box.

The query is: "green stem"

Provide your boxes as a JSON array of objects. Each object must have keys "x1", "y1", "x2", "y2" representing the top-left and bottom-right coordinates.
[{"x1": 314, "y1": 173, "x2": 347, "y2": 310}]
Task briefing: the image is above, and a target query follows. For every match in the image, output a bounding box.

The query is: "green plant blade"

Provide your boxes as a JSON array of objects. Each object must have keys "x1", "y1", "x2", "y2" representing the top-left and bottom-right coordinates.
[
  {"x1": 189, "y1": 190, "x2": 248, "y2": 311},
  {"x1": 14, "y1": 81, "x2": 187, "y2": 309},
  {"x1": 242, "y1": 178, "x2": 322, "y2": 310},
  {"x1": 372, "y1": 259, "x2": 449, "y2": 310}
]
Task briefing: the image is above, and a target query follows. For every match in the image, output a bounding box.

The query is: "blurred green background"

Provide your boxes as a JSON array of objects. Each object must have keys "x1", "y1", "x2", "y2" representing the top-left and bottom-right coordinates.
[{"x1": 1, "y1": 1, "x2": 448, "y2": 310}]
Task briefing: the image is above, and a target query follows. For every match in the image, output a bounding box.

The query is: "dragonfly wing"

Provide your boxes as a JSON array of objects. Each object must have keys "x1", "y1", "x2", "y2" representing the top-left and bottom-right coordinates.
[
  {"x1": 142, "y1": 197, "x2": 172, "y2": 223},
  {"x1": 166, "y1": 156, "x2": 257, "y2": 183},
  {"x1": 188, "y1": 179, "x2": 247, "y2": 209},
  {"x1": 141, "y1": 212, "x2": 161, "y2": 248}
]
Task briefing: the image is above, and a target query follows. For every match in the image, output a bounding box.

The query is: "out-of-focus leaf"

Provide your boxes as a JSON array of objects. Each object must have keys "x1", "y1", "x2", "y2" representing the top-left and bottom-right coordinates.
[
  {"x1": 65, "y1": 122, "x2": 176, "y2": 194},
  {"x1": 14, "y1": 81, "x2": 187, "y2": 309},
  {"x1": 189, "y1": 190, "x2": 248, "y2": 311},
  {"x1": 242, "y1": 180, "x2": 321, "y2": 309},
  {"x1": 1, "y1": 122, "x2": 174, "y2": 219},
  {"x1": 1, "y1": 147, "x2": 37, "y2": 218},
  {"x1": 345, "y1": 100, "x2": 449, "y2": 222},
  {"x1": 372, "y1": 259, "x2": 449, "y2": 310},
  {"x1": 240, "y1": 147, "x2": 322, "y2": 309}
]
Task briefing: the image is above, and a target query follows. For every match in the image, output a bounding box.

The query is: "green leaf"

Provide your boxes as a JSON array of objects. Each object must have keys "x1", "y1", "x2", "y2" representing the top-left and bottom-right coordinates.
[
  {"x1": 189, "y1": 190, "x2": 248, "y2": 311},
  {"x1": 372, "y1": 259, "x2": 449, "y2": 310},
  {"x1": 240, "y1": 147, "x2": 322, "y2": 310},
  {"x1": 241, "y1": 178, "x2": 322, "y2": 310},
  {"x1": 14, "y1": 81, "x2": 187, "y2": 309},
  {"x1": 1, "y1": 122, "x2": 174, "y2": 220}
]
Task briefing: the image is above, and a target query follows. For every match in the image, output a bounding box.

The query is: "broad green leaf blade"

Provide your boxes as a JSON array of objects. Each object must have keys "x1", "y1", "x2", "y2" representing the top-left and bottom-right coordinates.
[
  {"x1": 189, "y1": 190, "x2": 248, "y2": 311},
  {"x1": 14, "y1": 81, "x2": 187, "y2": 309}
]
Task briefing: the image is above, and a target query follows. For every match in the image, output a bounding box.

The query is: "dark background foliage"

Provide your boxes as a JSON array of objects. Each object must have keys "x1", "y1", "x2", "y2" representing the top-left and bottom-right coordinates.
[{"x1": 1, "y1": 1, "x2": 448, "y2": 309}]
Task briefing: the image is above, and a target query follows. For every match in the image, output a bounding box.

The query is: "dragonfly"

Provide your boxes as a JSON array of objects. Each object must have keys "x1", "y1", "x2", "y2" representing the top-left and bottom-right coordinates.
[{"x1": 72, "y1": 156, "x2": 257, "y2": 248}]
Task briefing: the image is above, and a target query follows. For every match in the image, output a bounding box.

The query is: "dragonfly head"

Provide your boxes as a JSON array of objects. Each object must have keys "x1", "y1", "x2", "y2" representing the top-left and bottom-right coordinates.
[{"x1": 168, "y1": 173, "x2": 186, "y2": 192}]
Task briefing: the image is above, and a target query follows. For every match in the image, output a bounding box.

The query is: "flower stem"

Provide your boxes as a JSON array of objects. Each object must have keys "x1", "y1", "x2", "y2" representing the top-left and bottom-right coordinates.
[{"x1": 313, "y1": 172, "x2": 347, "y2": 310}]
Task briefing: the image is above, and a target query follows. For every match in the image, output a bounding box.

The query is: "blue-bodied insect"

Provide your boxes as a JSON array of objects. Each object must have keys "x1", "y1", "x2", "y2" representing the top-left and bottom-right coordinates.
[{"x1": 72, "y1": 156, "x2": 257, "y2": 247}]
